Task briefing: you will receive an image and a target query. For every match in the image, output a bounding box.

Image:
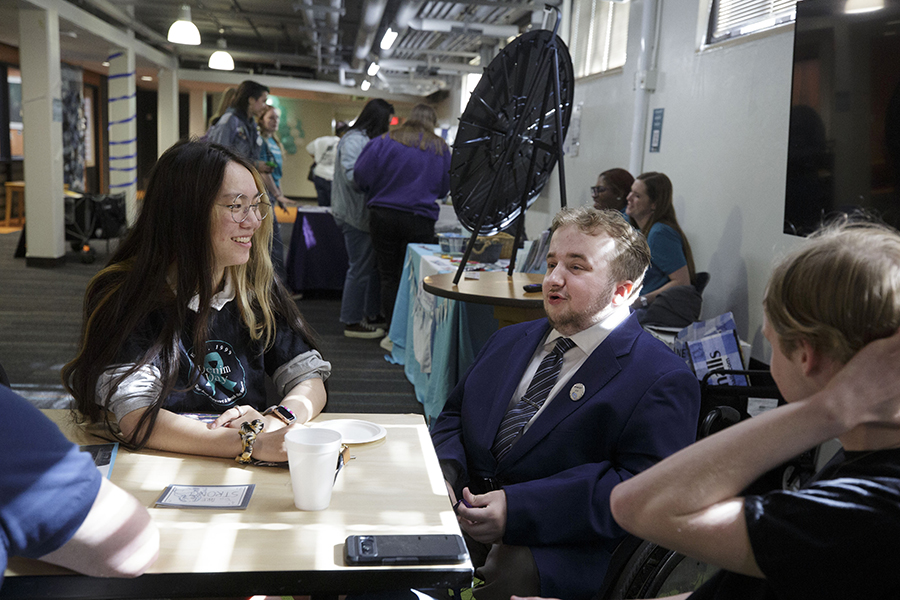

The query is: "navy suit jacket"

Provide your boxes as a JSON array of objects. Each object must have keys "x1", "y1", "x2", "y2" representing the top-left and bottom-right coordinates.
[{"x1": 431, "y1": 315, "x2": 700, "y2": 599}]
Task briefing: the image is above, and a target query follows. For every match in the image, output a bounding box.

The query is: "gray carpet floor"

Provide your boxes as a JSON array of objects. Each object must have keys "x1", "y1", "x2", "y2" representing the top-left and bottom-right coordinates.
[{"x1": 0, "y1": 228, "x2": 422, "y2": 416}]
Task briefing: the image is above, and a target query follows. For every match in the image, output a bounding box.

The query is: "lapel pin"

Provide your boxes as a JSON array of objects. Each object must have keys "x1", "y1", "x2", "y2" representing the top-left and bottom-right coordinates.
[{"x1": 570, "y1": 383, "x2": 585, "y2": 401}]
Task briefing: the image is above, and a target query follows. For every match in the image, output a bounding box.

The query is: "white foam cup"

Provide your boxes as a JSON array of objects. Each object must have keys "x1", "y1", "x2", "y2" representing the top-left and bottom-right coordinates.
[{"x1": 284, "y1": 427, "x2": 343, "y2": 510}]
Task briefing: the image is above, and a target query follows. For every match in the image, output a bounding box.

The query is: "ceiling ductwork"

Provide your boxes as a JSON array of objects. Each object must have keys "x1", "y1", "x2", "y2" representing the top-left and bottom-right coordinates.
[{"x1": 4, "y1": 0, "x2": 551, "y2": 97}]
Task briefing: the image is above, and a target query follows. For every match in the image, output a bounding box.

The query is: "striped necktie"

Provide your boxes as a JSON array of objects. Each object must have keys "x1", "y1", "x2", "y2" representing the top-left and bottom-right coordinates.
[{"x1": 491, "y1": 337, "x2": 577, "y2": 461}]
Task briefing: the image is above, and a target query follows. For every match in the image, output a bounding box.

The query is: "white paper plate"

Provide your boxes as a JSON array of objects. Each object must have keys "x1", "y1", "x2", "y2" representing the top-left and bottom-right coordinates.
[{"x1": 311, "y1": 419, "x2": 387, "y2": 444}]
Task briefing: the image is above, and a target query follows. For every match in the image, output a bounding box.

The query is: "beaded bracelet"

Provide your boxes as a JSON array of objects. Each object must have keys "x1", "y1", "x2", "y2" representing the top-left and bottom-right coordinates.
[{"x1": 236, "y1": 419, "x2": 265, "y2": 464}]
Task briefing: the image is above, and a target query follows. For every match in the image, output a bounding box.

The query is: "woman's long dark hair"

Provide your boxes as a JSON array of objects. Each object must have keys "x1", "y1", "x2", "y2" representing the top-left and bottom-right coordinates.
[
  {"x1": 633, "y1": 171, "x2": 696, "y2": 283},
  {"x1": 229, "y1": 80, "x2": 269, "y2": 118},
  {"x1": 350, "y1": 98, "x2": 394, "y2": 139},
  {"x1": 63, "y1": 139, "x2": 319, "y2": 449}
]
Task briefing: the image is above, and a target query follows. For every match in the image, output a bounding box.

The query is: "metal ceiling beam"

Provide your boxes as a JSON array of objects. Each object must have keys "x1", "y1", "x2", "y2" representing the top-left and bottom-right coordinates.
[
  {"x1": 21, "y1": 0, "x2": 176, "y2": 68},
  {"x1": 80, "y1": 0, "x2": 170, "y2": 46},
  {"x1": 174, "y1": 46, "x2": 319, "y2": 68},
  {"x1": 179, "y1": 67, "x2": 424, "y2": 101}
]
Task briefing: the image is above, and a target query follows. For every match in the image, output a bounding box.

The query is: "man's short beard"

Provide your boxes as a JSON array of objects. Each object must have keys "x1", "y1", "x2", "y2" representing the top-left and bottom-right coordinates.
[{"x1": 545, "y1": 283, "x2": 617, "y2": 335}]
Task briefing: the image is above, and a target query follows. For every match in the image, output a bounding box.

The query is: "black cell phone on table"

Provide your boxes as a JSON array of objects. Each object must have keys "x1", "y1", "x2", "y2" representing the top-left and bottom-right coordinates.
[
  {"x1": 344, "y1": 534, "x2": 468, "y2": 565},
  {"x1": 523, "y1": 283, "x2": 542, "y2": 293}
]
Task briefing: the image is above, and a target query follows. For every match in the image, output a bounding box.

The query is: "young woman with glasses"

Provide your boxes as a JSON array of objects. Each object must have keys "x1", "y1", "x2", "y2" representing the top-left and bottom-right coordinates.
[{"x1": 64, "y1": 139, "x2": 330, "y2": 463}]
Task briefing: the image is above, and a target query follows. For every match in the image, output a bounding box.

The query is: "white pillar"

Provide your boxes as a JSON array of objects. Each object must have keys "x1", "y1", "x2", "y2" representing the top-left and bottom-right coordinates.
[
  {"x1": 157, "y1": 67, "x2": 179, "y2": 156},
  {"x1": 108, "y1": 48, "x2": 138, "y2": 224},
  {"x1": 19, "y1": 5, "x2": 66, "y2": 266},
  {"x1": 189, "y1": 89, "x2": 207, "y2": 138}
]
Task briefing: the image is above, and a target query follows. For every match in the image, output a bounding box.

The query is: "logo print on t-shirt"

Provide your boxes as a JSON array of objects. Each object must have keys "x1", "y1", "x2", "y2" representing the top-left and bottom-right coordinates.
[{"x1": 189, "y1": 340, "x2": 247, "y2": 406}]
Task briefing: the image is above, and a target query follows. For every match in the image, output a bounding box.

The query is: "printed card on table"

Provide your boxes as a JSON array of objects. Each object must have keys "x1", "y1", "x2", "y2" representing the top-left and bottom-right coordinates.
[{"x1": 155, "y1": 484, "x2": 255, "y2": 509}]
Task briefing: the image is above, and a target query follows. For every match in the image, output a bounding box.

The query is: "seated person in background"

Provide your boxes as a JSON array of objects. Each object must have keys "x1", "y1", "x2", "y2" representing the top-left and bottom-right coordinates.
[
  {"x1": 626, "y1": 171, "x2": 700, "y2": 325},
  {"x1": 592, "y1": 167, "x2": 634, "y2": 212},
  {"x1": 431, "y1": 207, "x2": 701, "y2": 600},
  {"x1": 1, "y1": 385, "x2": 158, "y2": 584},
  {"x1": 63, "y1": 140, "x2": 330, "y2": 464},
  {"x1": 611, "y1": 220, "x2": 900, "y2": 599}
]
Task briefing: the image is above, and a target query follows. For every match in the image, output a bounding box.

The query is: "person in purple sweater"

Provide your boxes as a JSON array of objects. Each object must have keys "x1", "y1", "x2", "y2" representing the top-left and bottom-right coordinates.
[{"x1": 354, "y1": 104, "x2": 451, "y2": 327}]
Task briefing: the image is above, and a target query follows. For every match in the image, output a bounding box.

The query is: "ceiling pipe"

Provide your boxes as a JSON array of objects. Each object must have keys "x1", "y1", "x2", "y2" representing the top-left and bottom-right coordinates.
[
  {"x1": 407, "y1": 17, "x2": 519, "y2": 38},
  {"x1": 351, "y1": 0, "x2": 389, "y2": 70},
  {"x1": 380, "y1": 58, "x2": 483, "y2": 75},
  {"x1": 326, "y1": 0, "x2": 341, "y2": 64},
  {"x1": 380, "y1": 0, "x2": 424, "y2": 58},
  {"x1": 629, "y1": 0, "x2": 662, "y2": 177},
  {"x1": 339, "y1": 63, "x2": 359, "y2": 87},
  {"x1": 300, "y1": 0, "x2": 317, "y2": 45}
]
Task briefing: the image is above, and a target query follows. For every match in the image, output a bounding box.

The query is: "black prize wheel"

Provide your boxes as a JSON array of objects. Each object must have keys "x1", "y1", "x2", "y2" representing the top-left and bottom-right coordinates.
[{"x1": 449, "y1": 29, "x2": 574, "y2": 237}]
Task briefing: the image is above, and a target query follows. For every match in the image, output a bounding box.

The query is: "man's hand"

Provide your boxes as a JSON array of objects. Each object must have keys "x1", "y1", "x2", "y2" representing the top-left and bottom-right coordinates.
[{"x1": 455, "y1": 487, "x2": 507, "y2": 544}]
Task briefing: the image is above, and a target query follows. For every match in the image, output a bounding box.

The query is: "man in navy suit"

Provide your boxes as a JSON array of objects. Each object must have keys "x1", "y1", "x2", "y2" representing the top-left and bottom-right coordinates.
[{"x1": 431, "y1": 206, "x2": 701, "y2": 600}]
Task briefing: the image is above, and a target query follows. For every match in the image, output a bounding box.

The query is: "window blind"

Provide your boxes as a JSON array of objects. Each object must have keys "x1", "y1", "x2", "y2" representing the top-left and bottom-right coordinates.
[
  {"x1": 570, "y1": 0, "x2": 630, "y2": 78},
  {"x1": 708, "y1": 0, "x2": 798, "y2": 44}
]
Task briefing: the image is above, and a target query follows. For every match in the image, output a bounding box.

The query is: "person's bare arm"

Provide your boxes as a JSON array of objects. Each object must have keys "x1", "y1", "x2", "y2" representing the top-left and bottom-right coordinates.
[
  {"x1": 259, "y1": 172, "x2": 288, "y2": 210},
  {"x1": 280, "y1": 377, "x2": 327, "y2": 424},
  {"x1": 611, "y1": 329, "x2": 900, "y2": 577},
  {"x1": 39, "y1": 478, "x2": 159, "y2": 578},
  {"x1": 210, "y1": 378, "x2": 326, "y2": 432},
  {"x1": 642, "y1": 265, "x2": 691, "y2": 304},
  {"x1": 119, "y1": 407, "x2": 296, "y2": 462}
]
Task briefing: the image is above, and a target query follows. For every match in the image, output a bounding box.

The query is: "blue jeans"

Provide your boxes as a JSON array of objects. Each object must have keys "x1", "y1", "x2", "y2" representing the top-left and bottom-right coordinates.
[
  {"x1": 313, "y1": 175, "x2": 332, "y2": 207},
  {"x1": 339, "y1": 221, "x2": 381, "y2": 325}
]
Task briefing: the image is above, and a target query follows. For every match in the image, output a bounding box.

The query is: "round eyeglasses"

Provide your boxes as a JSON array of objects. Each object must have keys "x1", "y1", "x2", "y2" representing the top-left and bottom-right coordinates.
[{"x1": 220, "y1": 193, "x2": 270, "y2": 223}]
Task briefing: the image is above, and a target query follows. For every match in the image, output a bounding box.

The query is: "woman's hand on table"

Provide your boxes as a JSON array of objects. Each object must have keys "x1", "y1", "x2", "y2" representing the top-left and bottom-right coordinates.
[
  {"x1": 208, "y1": 406, "x2": 306, "y2": 462},
  {"x1": 208, "y1": 404, "x2": 263, "y2": 429},
  {"x1": 208, "y1": 404, "x2": 291, "y2": 432},
  {"x1": 250, "y1": 425, "x2": 304, "y2": 463}
]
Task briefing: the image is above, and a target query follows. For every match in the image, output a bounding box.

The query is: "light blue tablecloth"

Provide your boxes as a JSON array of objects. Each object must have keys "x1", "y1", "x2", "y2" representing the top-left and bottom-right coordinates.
[{"x1": 386, "y1": 244, "x2": 498, "y2": 424}]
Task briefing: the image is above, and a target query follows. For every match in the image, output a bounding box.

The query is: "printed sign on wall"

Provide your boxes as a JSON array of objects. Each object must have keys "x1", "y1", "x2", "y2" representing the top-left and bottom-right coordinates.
[{"x1": 649, "y1": 108, "x2": 664, "y2": 153}]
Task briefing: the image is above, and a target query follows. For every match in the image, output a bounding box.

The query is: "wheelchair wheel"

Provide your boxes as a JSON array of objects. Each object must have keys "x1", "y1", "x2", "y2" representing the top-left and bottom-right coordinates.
[{"x1": 602, "y1": 540, "x2": 717, "y2": 598}]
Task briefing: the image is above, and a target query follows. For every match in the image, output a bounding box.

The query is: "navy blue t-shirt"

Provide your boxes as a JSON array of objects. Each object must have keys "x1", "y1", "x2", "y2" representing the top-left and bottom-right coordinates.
[
  {"x1": 119, "y1": 300, "x2": 316, "y2": 414},
  {"x1": 1, "y1": 387, "x2": 101, "y2": 584}
]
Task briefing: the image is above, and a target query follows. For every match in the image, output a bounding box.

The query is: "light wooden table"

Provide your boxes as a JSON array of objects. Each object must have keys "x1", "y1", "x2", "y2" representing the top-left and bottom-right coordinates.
[
  {"x1": 2, "y1": 412, "x2": 472, "y2": 599},
  {"x1": 423, "y1": 271, "x2": 546, "y2": 328},
  {"x1": 2, "y1": 181, "x2": 24, "y2": 227}
]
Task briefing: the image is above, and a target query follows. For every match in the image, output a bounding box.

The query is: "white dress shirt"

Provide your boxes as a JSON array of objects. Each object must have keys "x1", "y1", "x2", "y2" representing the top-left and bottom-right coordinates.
[{"x1": 506, "y1": 303, "x2": 632, "y2": 434}]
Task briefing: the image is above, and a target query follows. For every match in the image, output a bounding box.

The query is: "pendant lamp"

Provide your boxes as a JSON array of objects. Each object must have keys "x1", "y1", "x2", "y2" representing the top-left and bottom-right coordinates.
[
  {"x1": 167, "y1": 5, "x2": 201, "y2": 45},
  {"x1": 209, "y1": 38, "x2": 235, "y2": 71}
]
